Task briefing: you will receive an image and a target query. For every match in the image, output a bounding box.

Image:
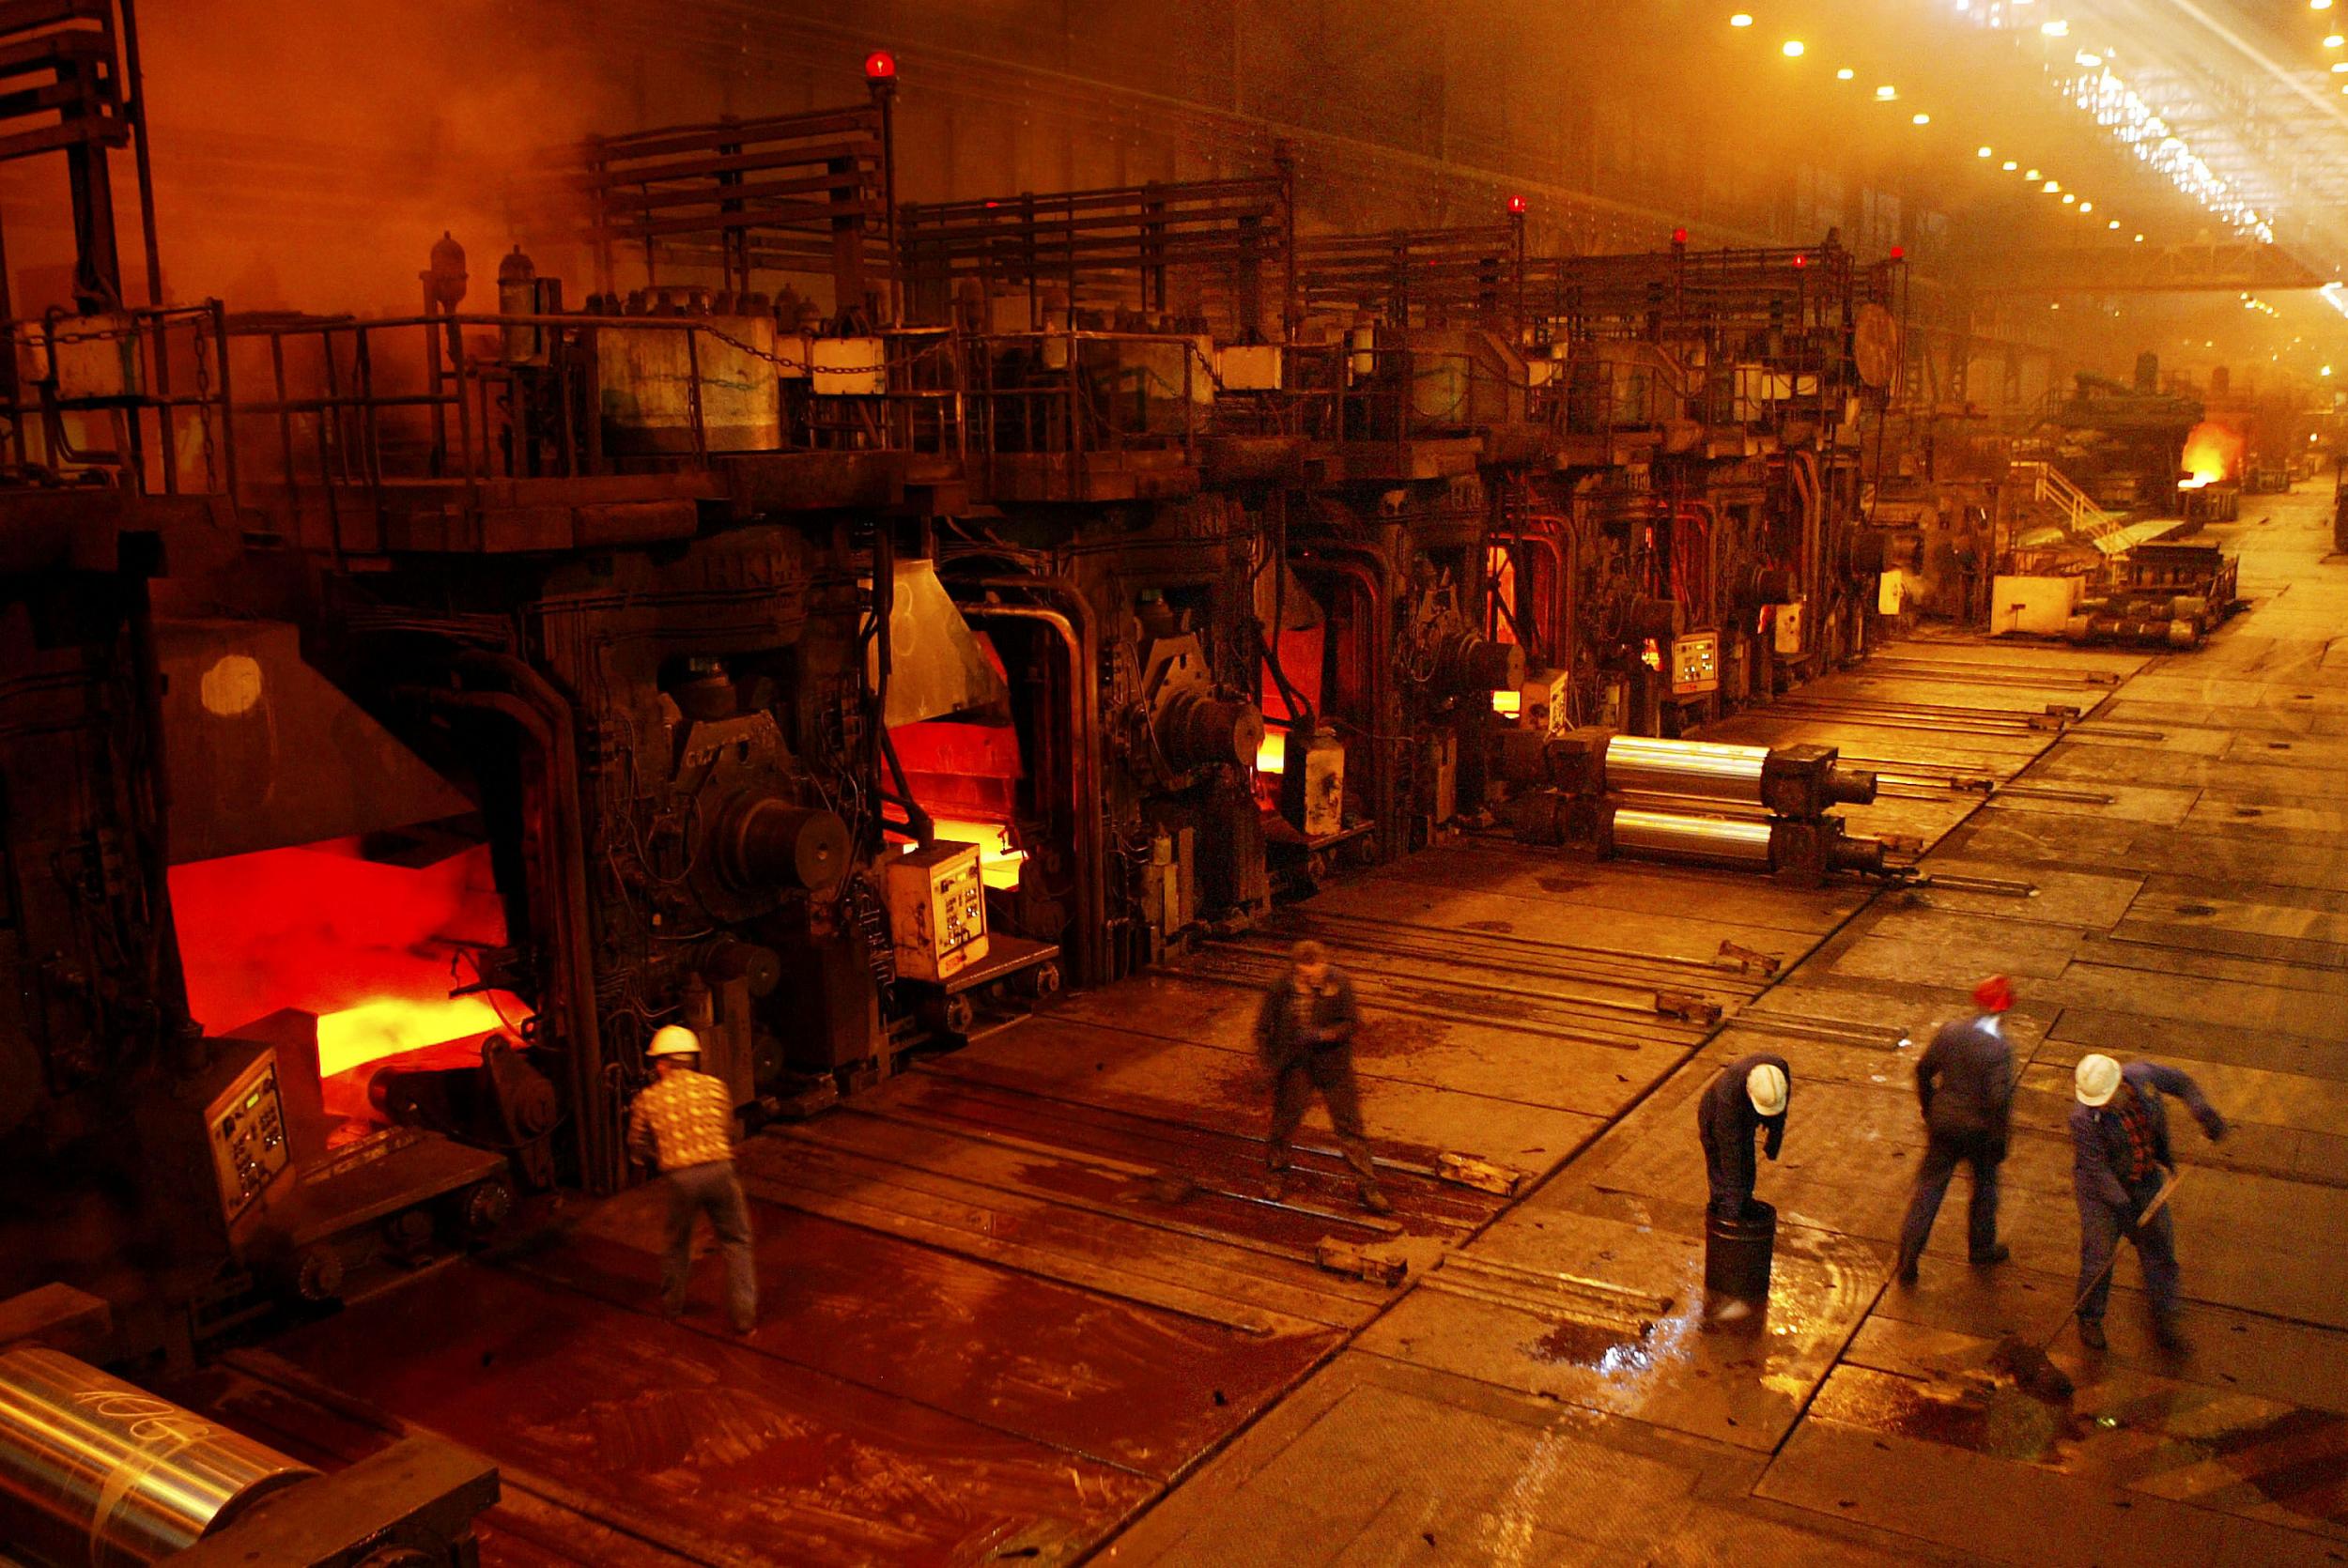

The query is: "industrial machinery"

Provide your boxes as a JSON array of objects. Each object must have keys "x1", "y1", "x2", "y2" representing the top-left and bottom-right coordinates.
[
  {"x1": 1508, "y1": 730, "x2": 1890, "y2": 886},
  {"x1": 0, "y1": 1345, "x2": 496, "y2": 1566}
]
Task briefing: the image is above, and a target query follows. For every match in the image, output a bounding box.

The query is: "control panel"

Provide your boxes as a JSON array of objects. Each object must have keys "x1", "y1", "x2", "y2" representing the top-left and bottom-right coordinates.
[
  {"x1": 206, "y1": 1050, "x2": 291, "y2": 1223},
  {"x1": 883, "y1": 841, "x2": 991, "y2": 983},
  {"x1": 1668, "y1": 632, "x2": 1721, "y2": 697}
]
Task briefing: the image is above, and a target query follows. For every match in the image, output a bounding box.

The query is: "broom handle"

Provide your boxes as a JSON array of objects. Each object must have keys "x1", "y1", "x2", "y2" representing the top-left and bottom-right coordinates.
[{"x1": 2037, "y1": 1165, "x2": 2185, "y2": 1353}]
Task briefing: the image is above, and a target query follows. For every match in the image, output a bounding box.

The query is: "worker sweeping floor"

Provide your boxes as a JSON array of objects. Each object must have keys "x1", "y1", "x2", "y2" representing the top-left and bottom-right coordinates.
[
  {"x1": 171, "y1": 492, "x2": 2348, "y2": 1567},
  {"x1": 1106, "y1": 484, "x2": 2348, "y2": 1565}
]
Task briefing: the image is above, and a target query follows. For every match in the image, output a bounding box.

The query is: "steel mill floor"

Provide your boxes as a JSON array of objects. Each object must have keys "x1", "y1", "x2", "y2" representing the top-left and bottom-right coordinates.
[{"x1": 173, "y1": 487, "x2": 2348, "y2": 1567}]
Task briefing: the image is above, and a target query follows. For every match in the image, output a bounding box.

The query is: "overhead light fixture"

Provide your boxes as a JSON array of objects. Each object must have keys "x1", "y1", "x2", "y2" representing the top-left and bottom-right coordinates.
[
  {"x1": 1730, "y1": 11, "x2": 1753, "y2": 25},
  {"x1": 2316, "y1": 0, "x2": 2335, "y2": 12},
  {"x1": 2075, "y1": 51, "x2": 2103, "y2": 67},
  {"x1": 1912, "y1": 112, "x2": 1931, "y2": 124},
  {"x1": 2109, "y1": 219, "x2": 2122, "y2": 228},
  {"x1": 2043, "y1": 178, "x2": 2061, "y2": 192},
  {"x1": 1978, "y1": 146, "x2": 1994, "y2": 158},
  {"x1": 2026, "y1": 168, "x2": 2043, "y2": 179},
  {"x1": 2041, "y1": 18, "x2": 2069, "y2": 35},
  {"x1": 1876, "y1": 85, "x2": 1898, "y2": 100},
  {"x1": 1783, "y1": 39, "x2": 1804, "y2": 56},
  {"x1": 2062, "y1": 192, "x2": 2078, "y2": 204},
  {"x1": 2331, "y1": 60, "x2": 2348, "y2": 71},
  {"x1": 1836, "y1": 67, "x2": 1855, "y2": 80},
  {"x1": 2328, "y1": 33, "x2": 2345, "y2": 45},
  {"x1": 2002, "y1": 160, "x2": 2019, "y2": 171},
  {"x1": 2134, "y1": 233, "x2": 2146, "y2": 242},
  {"x1": 2079, "y1": 201, "x2": 2093, "y2": 211}
]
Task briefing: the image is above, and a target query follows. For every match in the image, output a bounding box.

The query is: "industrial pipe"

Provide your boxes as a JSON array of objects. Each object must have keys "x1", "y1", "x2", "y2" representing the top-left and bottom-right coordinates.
[
  {"x1": 1605, "y1": 806, "x2": 1774, "y2": 868},
  {"x1": 956, "y1": 599, "x2": 1104, "y2": 988},
  {"x1": 1596, "y1": 804, "x2": 1887, "y2": 883},
  {"x1": 1303, "y1": 547, "x2": 1398, "y2": 849},
  {"x1": 432, "y1": 651, "x2": 616, "y2": 1193},
  {"x1": 1578, "y1": 731, "x2": 1877, "y2": 815},
  {"x1": 0, "y1": 1346, "x2": 315, "y2": 1567},
  {"x1": 1603, "y1": 735, "x2": 1767, "y2": 805}
]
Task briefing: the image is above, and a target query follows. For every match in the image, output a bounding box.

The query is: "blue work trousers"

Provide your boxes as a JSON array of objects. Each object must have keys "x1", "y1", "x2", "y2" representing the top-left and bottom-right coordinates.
[
  {"x1": 2078, "y1": 1174, "x2": 2178, "y2": 1324},
  {"x1": 1897, "y1": 1130, "x2": 2003, "y2": 1266},
  {"x1": 662, "y1": 1159, "x2": 758, "y2": 1331}
]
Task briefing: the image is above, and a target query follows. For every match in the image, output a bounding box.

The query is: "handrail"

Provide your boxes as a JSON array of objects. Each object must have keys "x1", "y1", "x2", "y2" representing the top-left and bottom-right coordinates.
[{"x1": 2011, "y1": 458, "x2": 2124, "y2": 548}]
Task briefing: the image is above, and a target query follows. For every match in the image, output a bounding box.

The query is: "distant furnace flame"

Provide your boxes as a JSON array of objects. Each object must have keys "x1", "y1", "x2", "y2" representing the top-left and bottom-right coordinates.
[{"x1": 2178, "y1": 421, "x2": 2243, "y2": 490}]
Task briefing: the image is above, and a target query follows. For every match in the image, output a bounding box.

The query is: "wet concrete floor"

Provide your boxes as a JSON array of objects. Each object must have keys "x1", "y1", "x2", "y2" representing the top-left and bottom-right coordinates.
[{"x1": 182, "y1": 486, "x2": 2348, "y2": 1565}]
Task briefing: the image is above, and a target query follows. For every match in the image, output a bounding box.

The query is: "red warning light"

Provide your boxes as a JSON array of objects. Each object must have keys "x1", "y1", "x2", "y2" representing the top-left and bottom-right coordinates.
[
  {"x1": 1890, "y1": 245, "x2": 1906, "y2": 260},
  {"x1": 1672, "y1": 227, "x2": 1689, "y2": 246},
  {"x1": 1792, "y1": 254, "x2": 1809, "y2": 269},
  {"x1": 864, "y1": 50, "x2": 897, "y2": 81},
  {"x1": 1506, "y1": 194, "x2": 1528, "y2": 215}
]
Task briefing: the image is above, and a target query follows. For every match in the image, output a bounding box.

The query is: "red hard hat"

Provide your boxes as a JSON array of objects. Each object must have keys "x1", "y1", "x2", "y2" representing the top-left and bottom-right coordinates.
[{"x1": 1972, "y1": 975, "x2": 2013, "y2": 1012}]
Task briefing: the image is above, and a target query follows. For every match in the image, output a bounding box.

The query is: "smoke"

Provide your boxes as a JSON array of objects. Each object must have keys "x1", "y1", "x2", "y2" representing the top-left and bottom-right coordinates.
[{"x1": 131, "y1": 0, "x2": 627, "y2": 314}]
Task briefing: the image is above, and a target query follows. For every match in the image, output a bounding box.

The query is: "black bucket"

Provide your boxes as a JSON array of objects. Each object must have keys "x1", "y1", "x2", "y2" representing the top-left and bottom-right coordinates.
[{"x1": 1705, "y1": 1198, "x2": 1777, "y2": 1304}]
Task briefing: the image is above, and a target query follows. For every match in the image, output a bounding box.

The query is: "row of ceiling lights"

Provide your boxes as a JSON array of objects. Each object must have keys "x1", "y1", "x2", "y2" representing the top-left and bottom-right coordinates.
[
  {"x1": 1938, "y1": 4, "x2": 2278, "y2": 245},
  {"x1": 1728, "y1": 10, "x2": 2141, "y2": 238}
]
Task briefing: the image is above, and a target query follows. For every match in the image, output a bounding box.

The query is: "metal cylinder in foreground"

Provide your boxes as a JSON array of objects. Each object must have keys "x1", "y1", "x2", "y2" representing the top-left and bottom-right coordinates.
[
  {"x1": 1605, "y1": 805, "x2": 1775, "y2": 867},
  {"x1": 1603, "y1": 735, "x2": 1769, "y2": 805},
  {"x1": 1706, "y1": 1198, "x2": 1777, "y2": 1306},
  {"x1": 0, "y1": 1346, "x2": 317, "y2": 1567}
]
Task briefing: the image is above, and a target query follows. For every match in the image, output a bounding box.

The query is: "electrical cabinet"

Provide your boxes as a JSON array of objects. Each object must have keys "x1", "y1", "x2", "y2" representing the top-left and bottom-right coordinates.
[{"x1": 883, "y1": 841, "x2": 989, "y2": 983}]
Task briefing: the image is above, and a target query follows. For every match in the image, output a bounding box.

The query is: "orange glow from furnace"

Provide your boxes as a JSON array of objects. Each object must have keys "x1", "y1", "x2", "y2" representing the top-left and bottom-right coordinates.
[
  {"x1": 1256, "y1": 729, "x2": 1290, "y2": 774},
  {"x1": 1491, "y1": 690, "x2": 1523, "y2": 717},
  {"x1": 170, "y1": 838, "x2": 529, "y2": 1081},
  {"x1": 317, "y1": 995, "x2": 509, "y2": 1076},
  {"x1": 924, "y1": 817, "x2": 1027, "y2": 889},
  {"x1": 2179, "y1": 421, "x2": 2241, "y2": 487}
]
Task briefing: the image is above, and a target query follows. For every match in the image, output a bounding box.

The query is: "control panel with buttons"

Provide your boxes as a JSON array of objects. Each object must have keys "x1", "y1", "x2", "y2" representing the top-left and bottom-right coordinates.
[
  {"x1": 1669, "y1": 632, "x2": 1721, "y2": 697},
  {"x1": 206, "y1": 1051, "x2": 291, "y2": 1223}
]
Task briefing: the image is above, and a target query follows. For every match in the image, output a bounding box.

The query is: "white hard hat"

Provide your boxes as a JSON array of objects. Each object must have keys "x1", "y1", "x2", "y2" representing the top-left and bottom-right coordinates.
[
  {"x1": 1747, "y1": 1063, "x2": 1789, "y2": 1117},
  {"x1": 2075, "y1": 1053, "x2": 2122, "y2": 1107},
  {"x1": 648, "y1": 1024, "x2": 703, "y2": 1060}
]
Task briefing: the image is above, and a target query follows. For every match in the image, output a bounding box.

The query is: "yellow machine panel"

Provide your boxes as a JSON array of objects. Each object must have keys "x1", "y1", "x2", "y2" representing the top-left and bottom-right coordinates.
[
  {"x1": 883, "y1": 841, "x2": 990, "y2": 982},
  {"x1": 206, "y1": 1050, "x2": 290, "y2": 1225},
  {"x1": 1669, "y1": 632, "x2": 1721, "y2": 697}
]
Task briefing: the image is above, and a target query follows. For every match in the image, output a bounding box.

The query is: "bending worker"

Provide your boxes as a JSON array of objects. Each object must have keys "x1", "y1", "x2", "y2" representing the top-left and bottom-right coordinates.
[
  {"x1": 1895, "y1": 975, "x2": 2016, "y2": 1284},
  {"x1": 1256, "y1": 939, "x2": 1391, "y2": 1214},
  {"x1": 2070, "y1": 1053, "x2": 2226, "y2": 1352},
  {"x1": 627, "y1": 1024, "x2": 759, "y2": 1335},
  {"x1": 1697, "y1": 1053, "x2": 1790, "y2": 1222}
]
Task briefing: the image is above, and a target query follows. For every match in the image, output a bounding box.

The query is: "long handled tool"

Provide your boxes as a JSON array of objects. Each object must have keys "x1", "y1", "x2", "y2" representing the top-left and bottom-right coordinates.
[{"x1": 1991, "y1": 1166, "x2": 2186, "y2": 1402}]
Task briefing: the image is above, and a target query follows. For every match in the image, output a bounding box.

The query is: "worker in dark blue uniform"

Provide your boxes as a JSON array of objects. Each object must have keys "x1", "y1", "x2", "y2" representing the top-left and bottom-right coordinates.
[
  {"x1": 1895, "y1": 975, "x2": 2017, "y2": 1284},
  {"x1": 1696, "y1": 1053, "x2": 1790, "y2": 1222},
  {"x1": 2070, "y1": 1053, "x2": 2227, "y2": 1352}
]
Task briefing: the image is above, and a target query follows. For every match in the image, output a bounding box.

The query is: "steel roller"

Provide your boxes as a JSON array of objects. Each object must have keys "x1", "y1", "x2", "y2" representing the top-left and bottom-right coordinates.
[{"x1": 0, "y1": 1346, "x2": 316, "y2": 1566}]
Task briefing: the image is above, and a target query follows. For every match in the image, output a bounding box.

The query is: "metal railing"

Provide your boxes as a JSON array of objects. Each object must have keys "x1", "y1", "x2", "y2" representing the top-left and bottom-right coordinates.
[
  {"x1": 0, "y1": 302, "x2": 238, "y2": 499},
  {"x1": 2012, "y1": 458, "x2": 2124, "y2": 551}
]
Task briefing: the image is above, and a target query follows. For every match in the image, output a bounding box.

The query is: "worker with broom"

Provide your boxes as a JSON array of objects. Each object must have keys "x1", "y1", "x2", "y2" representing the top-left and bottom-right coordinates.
[
  {"x1": 1893, "y1": 975, "x2": 2017, "y2": 1285},
  {"x1": 2069, "y1": 1053, "x2": 2227, "y2": 1351}
]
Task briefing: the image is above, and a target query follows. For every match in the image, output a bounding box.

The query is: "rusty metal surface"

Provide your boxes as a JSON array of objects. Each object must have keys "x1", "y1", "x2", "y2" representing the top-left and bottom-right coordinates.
[
  {"x1": 226, "y1": 1261, "x2": 1158, "y2": 1566},
  {"x1": 201, "y1": 533, "x2": 2348, "y2": 1566}
]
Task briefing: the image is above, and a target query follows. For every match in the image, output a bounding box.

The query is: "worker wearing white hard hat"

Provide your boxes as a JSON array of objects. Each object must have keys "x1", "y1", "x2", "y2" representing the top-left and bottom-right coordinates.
[
  {"x1": 2067, "y1": 1053, "x2": 2227, "y2": 1352},
  {"x1": 1695, "y1": 1053, "x2": 1790, "y2": 1223},
  {"x1": 626, "y1": 1024, "x2": 758, "y2": 1334}
]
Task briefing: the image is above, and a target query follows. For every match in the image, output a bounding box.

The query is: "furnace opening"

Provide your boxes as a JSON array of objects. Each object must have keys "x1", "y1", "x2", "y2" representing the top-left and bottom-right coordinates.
[{"x1": 168, "y1": 833, "x2": 532, "y2": 1133}]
